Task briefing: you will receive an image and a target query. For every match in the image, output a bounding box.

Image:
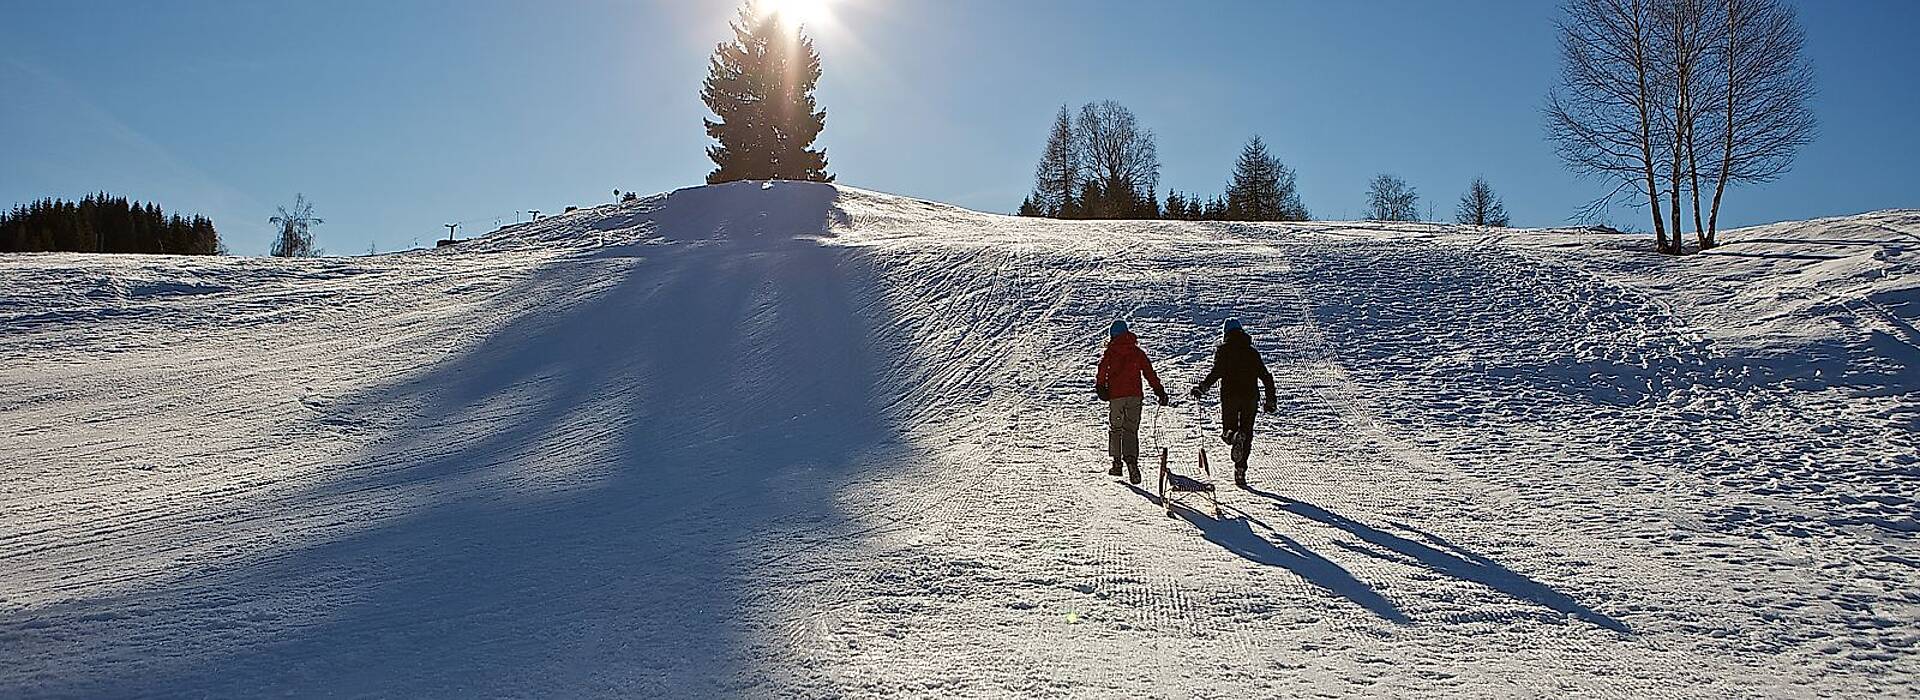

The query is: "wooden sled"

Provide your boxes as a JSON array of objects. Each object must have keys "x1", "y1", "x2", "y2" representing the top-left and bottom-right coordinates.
[{"x1": 1157, "y1": 446, "x2": 1221, "y2": 519}]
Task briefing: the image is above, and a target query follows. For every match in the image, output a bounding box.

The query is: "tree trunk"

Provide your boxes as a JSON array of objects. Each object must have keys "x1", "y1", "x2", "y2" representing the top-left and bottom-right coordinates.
[
  {"x1": 1633, "y1": 12, "x2": 1669, "y2": 254},
  {"x1": 1667, "y1": 4, "x2": 1690, "y2": 255},
  {"x1": 1683, "y1": 3, "x2": 1710, "y2": 250},
  {"x1": 1688, "y1": 124, "x2": 1709, "y2": 249},
  {"x1": 1707, "y1": 0, "x2": 1741, "y2": 248}
]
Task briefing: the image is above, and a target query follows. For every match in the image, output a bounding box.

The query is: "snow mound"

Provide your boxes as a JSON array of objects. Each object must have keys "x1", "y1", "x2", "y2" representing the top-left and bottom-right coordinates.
[
  {"x1": 457, "y1": 180, "x2": 991, "y2": 252},
  {"x1": 1698, "y1": 209, "x2": 1920, "y2": 339}
]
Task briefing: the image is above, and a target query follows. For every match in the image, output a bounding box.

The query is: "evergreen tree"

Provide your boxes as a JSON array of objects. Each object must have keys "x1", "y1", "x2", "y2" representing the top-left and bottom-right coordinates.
[
  {"x1": 1057, "y1": 190, "x2": 1081, "y2": 219},
  {"x1": 1017, "y1": 196, "x2": 1042, "y2": 217},
  {"x1": 1455, "y1": 176, "x2": 1510, "y2": 227},
  {"x1": 1225, "y1": 136, "x2": 1277, "y2": 221},
  {"x1": 1224, "y1": 136, "x2": 1309, "y2": 221},
  {"x1": 1076, "y1": 180, "x2": 1105, "y2": 220},
  {"x1": 1277, "y1": 174, "x2": 1308, "y2": 221},
  {"x1": 1201, "y1": 195, "x2": 1227, "y2": 221},
  {"x1": 1029, "y1": 105, "x2": 1080, "y2": 218},
  {"x1": 1134, "y1": 186, "x2": 1160, "y2": 219},
  {"x1": 0, "y1": 194, "x2": 221, "y2": 254},
  {"x1": 701, "y1": 1, "x2": 832, "y2": 184},
  {"x1": 1165, "y1": 191, "x2": 1187, "y2": 221}
]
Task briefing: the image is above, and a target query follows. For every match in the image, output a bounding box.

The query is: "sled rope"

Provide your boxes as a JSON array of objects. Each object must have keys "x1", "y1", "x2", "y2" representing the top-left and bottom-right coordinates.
[{"x1": 1149, "y1": 402, "x2": 1163, "y2": 455}]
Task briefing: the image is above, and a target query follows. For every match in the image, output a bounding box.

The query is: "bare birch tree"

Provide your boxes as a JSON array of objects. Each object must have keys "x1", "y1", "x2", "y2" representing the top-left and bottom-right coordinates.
[
  {"x1": 1549, "y1": 0, "x2": 1813, "y2": 254},
  {"x1": 1703, "y1": 0, "x2": 1815, "y2": 248},
  {"x1": 1547, "y1": 0, "x2": 1672, "y2": 252},
  {"x1": 1654, "y1": 0, "x2": 1716, "y2": 249}
]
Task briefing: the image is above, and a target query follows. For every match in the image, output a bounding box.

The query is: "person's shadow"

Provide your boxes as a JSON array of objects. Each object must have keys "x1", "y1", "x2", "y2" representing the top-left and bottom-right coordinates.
[
  {"x1": 1244, "y1": 486, "x2": 1630, "y2": 634},
  {"x1": 1123, "y1": 484, "x2": 1410, "y2": 624}
]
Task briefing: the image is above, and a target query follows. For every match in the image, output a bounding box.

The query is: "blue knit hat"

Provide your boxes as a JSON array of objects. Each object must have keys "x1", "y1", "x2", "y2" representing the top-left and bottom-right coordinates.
[
  {"x1": 1110, "y1": 319, "x2": 1129, "y2": 337},
  {"x1": 1224, "y1": 318, "x2": 1243, "y2": 333}
]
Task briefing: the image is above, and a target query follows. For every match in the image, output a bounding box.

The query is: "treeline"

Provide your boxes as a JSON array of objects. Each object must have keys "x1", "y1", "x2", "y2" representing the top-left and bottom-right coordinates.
[
  {"x1": 1015, "y1": 103, "x2": 1517, "y2": 227},
  {"x1": 1013, "y1": 100, "x2": 1313, "y2": 220},
  {"x1": 1165, "y1": 136, "x2": 1310, "y2": 222},
  {"x1": 1020, "y1": 101, "x2": 1163, "y2": 219},
  {"x1": 1, "y1": 194, "x2": 223, "y2": 255},
  {"x1": 1018, "y1": 102, "x2": 1308, "y2": 222}
]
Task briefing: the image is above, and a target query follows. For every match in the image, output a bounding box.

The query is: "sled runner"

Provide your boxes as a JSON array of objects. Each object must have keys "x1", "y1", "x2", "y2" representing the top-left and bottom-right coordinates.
[{"x1": 1157, "y1": 446, "x2": 1221, "y2": 519}]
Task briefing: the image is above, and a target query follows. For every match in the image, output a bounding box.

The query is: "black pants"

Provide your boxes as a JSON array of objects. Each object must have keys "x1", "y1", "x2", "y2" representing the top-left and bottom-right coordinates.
[{"x1": 1220, "y1": 394, "x2": 1257, "y2": 468}]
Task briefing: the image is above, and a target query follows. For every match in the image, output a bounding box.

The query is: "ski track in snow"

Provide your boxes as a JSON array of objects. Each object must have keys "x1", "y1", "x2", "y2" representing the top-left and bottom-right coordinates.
[{"x1": 1, "y1": 183, "x2": 1915, "y2": 697}]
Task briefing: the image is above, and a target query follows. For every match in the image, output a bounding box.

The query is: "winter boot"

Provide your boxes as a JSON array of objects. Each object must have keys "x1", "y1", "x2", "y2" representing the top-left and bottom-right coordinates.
[
  {"x1": 1234, "y1": 465, "x2": 1248, "y2": 489},
  {"x1": 1221, "y1": 429, "x2": 1236, "y2": 446},
  {"x1": 1126, "y1": 459, "x2": 1142, "y2": 485},
  {"x1": 1108, "y1": 458, "x2": 1124, "y2": 477}
]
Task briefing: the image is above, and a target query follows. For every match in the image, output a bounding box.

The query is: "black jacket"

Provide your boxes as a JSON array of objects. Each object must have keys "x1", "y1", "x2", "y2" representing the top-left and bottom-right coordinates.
[{"x1": 1196, "y1": 329, "x2": 1276, "y2": 403}]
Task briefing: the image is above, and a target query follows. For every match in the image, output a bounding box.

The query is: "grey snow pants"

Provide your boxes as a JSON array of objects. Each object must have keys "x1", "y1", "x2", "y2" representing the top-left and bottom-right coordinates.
[{"x1": 1107, "y1": 396, "x2": 1144, "y2": 465}]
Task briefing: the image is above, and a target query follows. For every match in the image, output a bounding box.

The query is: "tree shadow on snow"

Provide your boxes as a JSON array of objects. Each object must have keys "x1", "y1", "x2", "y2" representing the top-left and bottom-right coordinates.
[
  {"x1": 0, "y1": 183, "x2": 927, "y2": 697},
  {"x1": 1244, "y1": 487, "x2": 1630, "y2": 634},
  {"x1": 1121, "y1": 484, "x2": 1411, "y2": 624}
]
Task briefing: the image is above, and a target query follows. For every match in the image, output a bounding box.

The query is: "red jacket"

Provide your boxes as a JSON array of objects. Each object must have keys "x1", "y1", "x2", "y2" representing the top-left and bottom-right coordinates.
[{"x1": 1096, "y1": 332, "x2": 1166, "y2": 400}]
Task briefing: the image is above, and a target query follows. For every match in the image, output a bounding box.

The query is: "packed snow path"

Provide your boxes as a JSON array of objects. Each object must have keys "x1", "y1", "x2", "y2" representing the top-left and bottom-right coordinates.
[{"x1": 2, "y1": 184, "x2": 1915, "y2": 697}]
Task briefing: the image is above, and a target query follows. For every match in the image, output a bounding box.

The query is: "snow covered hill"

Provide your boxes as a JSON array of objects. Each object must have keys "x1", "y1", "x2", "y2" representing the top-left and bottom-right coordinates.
[{"x1": 2, "y1": 181, "x2": 1915, "y2": 697}]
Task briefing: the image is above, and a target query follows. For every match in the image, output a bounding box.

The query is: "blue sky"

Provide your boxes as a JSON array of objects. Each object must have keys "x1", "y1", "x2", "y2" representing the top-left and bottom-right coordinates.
[{"x1": 2, "y1": 0, "x2": 1915, "y2": 255}]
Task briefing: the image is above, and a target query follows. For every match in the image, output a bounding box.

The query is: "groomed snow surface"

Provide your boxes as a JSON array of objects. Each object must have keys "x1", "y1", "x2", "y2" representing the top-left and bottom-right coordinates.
[{"x1": 2, "y1": 182, "x2": 1915, "y2": 697}]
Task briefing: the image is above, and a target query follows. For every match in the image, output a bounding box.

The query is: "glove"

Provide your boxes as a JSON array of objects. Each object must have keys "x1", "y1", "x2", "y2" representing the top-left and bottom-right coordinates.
[
  {"x1": 1155, "y1": 390, "x2": 1172, "y2": 407},
  {"x1": 1263, "y1": 397, "x2": 1277, "y2": 414},
  {"x1": 1095, "y1": 384, "x2": 1111, "y2": 401},
  {"x1": 1188, "y1": 385, "x2": 1205, "y2": 400}
]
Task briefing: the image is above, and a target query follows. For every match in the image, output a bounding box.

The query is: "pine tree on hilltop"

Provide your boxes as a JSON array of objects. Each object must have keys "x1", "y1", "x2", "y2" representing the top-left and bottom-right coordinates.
[
  {"x1": 1076, "y1": 180, "x2": 1104, "y2": 220},
  {"x1": 1017, "y1": 196, "x2": 1042, "y2": 217},
  {"x1": 1225, "y1": 136, "x2": 1309, "y2": 222},
  {"x1": 1029, "y1": 105, "x2": 1080, "y2": 218},
  {"x1": 1135, "y1": 187, "x2": 1160, "y2": 219},
  {"x1": 1202, "y1": 195, "x2": 1227, "y2": 221},
  {"x1": 1225, "y1": 136, "x2": 1277, "y2": 221},
  {"x1": 1275, "y1": 163, "x2": 1308, "y2": 221},
  {"x1": 701, "y1": 2, "x2": 832, "y2": 184}
]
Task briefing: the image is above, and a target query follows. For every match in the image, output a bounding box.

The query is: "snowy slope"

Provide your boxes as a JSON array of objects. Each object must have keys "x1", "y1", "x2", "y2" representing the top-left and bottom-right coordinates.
[{"x1": 1, "y1": 182, "x2": 1915, "y2": 697}]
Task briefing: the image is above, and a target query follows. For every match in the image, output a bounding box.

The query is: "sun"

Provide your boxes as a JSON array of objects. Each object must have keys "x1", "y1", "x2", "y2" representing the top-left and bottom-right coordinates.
[{"x1": 758, "y1": 0, "x2": 836, "y2": 30}]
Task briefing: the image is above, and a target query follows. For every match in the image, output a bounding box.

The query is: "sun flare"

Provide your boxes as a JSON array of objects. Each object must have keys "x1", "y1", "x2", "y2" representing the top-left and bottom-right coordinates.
[{"x1": 758, "y1": 0, "x2": 836, "y2": 30}]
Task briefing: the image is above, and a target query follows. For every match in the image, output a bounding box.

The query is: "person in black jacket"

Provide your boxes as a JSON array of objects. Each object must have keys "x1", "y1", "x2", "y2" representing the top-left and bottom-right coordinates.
[{"x1": 1189, "y1": 318, "x2": 1277, "y2": 487}]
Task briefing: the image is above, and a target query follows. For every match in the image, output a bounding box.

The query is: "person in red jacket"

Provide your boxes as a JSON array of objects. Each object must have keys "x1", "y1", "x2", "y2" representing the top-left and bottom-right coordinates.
[{"x1": 1096, "y1": 319, "x2": 1172, "y2": 484}]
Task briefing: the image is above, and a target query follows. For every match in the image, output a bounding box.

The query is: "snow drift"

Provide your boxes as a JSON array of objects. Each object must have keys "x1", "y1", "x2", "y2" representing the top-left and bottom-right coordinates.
[{"x1": 1, "y1": 182, "x2": 1915, "y2": 697}]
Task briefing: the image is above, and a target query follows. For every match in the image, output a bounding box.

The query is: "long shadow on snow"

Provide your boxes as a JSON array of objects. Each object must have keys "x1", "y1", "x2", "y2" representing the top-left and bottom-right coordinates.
[
  {"x1": 1120, "y1": 484, "x2": 1410, "y2": 624},
  {"x1": 6, "y1": 185, "x2": 920, "y2": 697},
  {"x1": 1245, "y1": 487, "x2": 1630, "y2": 634}
]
